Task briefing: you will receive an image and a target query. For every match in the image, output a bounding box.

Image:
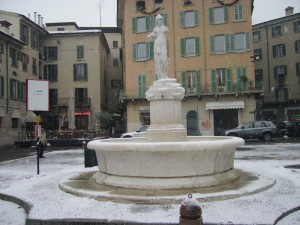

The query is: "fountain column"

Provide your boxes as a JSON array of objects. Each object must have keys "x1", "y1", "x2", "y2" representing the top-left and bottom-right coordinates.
[{"x1": 145, "y1": 78, "x2": 187, "y2": 142}]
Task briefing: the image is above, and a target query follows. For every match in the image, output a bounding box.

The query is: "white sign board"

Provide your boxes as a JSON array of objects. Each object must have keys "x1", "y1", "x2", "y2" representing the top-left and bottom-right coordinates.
[{"x1": 26, "y1": 80, "x2": 49, "y2": 111}]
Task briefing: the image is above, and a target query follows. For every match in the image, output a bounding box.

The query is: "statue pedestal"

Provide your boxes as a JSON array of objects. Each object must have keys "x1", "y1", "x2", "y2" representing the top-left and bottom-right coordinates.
[{"x1": 145, "y1": 78, "x2": 186, "y2": 142}]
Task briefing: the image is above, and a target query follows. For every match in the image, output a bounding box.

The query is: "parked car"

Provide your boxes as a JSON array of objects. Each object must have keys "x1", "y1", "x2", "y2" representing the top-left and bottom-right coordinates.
[
  {"x1": 224, "y1": 121, "x2": 277, "y2": 141},
  {"x1": 277, "y1": 121, "x2": 300, "y2": 137},
  {"x1": 120, "y1": 125, "x2": 149, "y2": 138}
]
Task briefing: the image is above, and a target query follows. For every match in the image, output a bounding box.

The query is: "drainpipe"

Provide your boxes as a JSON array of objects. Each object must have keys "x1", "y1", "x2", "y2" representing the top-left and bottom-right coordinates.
[
  {"x1": 264, "y1": 23, "x2": 271, "y2": 92},
  {"x1": 5, "y1": 41, "x2": 9, "y2": 113}
]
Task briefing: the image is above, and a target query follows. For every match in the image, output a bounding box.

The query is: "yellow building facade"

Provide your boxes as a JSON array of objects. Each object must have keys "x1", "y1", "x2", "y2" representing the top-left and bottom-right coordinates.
[{"x1": 118, "y1": 0, "x2": 259, "y2": 135}]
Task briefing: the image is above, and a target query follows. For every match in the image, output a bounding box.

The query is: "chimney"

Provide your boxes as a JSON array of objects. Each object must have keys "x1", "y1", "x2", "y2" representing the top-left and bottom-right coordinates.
[
  {"x1": 41, "y1": 17, "x2": 43, "y2": 26},
  {"x1": 285, "y1": 6, "x2": 294, "y2": 16},
  {"x1": 28, "y1": 13, "x2": 30, "y2": 19},
  {"x1": 38, "y1": 14, "x2": 41, "y2": 26},
  {"x1": 34, "y1": 12, "x2": 37, "y2": 23}
]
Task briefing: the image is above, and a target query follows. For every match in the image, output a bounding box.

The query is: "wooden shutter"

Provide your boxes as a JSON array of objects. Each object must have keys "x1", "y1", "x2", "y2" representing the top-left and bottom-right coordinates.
[
  {"x1": 180, "y1": 38, "x2": 186, "y2": 57},
  {"x1": 195, "y1": 37, "x2": 200, "y2": 56},
  {"x1": 211, "y1": 70, "x2": 216, "y2": 92},
  {"x1": 224, "y1": 6, "x2": 229, "y2": 22},
  {"x1": 146, "y1": 16, "x2": 151, "y2": 32},
  {"x1": 245, "y1": 32, "x2": 250, "y2": 51},
  {"x1": 180, "y1": 12, "x2": 185, "y2": 27},
  {"x1": 150, "y1": 42, "x2": 154, "y2": 59},
  {"x1": 133, "y1": 44, "x2": 137, "y2": 61},
  {"x1": 210, "y1": 36, "x2": 215, "y2": 54},
  {"x1": 208, "y1": 8, "x2": 214, "y2": 24},
  {"x1": 84, "y1": 64, "x2": 88, "y2": 81},
  {"x1": 132, "y1": 17, "x2": 137, "y2": 33},
  {"x1": 226, "y1": 68, "x2": 232, "y2": 91},
  {"x1": 195, "y1": 10, "x2": 199, "y2": 25},
  {"x1": 196, "y1": 71, "x2": 201, "y2": 94}
]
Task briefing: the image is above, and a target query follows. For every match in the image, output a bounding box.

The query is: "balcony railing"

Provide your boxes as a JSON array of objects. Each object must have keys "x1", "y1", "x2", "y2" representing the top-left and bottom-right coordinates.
[{"x1": 50, "y1": 97, "x2": 91, "y2": 108}]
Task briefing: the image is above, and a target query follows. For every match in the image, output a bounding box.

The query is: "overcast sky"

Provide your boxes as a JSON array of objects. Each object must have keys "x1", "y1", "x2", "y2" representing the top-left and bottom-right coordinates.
[{"x1": 0, "y1": 0, "x2": 299, "y2": 27}]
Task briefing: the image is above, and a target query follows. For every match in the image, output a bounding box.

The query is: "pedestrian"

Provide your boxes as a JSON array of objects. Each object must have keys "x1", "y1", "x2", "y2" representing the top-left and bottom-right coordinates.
[{"x1": 39, "y1": 129, "x2": 47, "y2": 158}]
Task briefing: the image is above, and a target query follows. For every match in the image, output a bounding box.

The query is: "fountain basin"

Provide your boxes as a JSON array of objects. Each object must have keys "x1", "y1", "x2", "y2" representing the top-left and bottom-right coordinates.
[{"x1": 87, "y1": 136, "x2": 244, "y2": 189}]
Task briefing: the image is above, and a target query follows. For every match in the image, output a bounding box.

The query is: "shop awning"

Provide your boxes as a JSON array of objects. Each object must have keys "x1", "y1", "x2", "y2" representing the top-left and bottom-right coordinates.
[
  {"x1": 206, "y1": 101, "x2": 245, "y2": 110},
  {"x1": 0, "y1": 108, "x2": 6, "y2": 117},
  {"x1": 11, "y1": 109, "x2": 21, "y2": 118},
  {"x1": 25, "y1": 111, "x2": 37, "y2": 122}
]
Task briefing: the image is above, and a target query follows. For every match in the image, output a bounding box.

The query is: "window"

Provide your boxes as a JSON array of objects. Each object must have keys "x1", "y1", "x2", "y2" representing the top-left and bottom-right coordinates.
[
  {"x1": 296, "y1": 62, "x2": 300, "y2": 76},
  {"x1": 75, "y1": 88, "x2": 88, "y2": 105},
  {"x1": 154, "y1": 0, "x2": 163, "y2": 9},
  {"x1": 73, "y1": 63, "x2": 88, "y2": 81},
  {"x1": 77, "y1": 45, "x2": 84, "y2": 60},
  {"x1": 20, "y1": 23, "x2": 29, "y2": 44},
  {"x1": 136, "y1": 0, "x2": 145, "y2": 11},
  {"x1": 111, "y1": 80, "x2": 121, "y2": 88},
  {"x1": 234, "y1": 4, "x2": 244, "y2": 21},
  {"x1": 273, "y1": 44, "x2": 286, "y2": 58},
  {"x1": 213, "y1": 35, "x2": 225, "y2": 53},
  {"x1": 10, "y1": 78, "x2": 19, "y2": 100},
  {"x1": 32, "y1": 58, "x2": 37, "y2": 75},
  {"x1": 183, "y1": 0, "x2": 193, "y2": 5},
  {"x1": 113, "y1": 58, "x2": 119, "y2": 67},
  {"x1": 254, "y1": 49, "x2": 262, "y2": 60},
  {"x1": 57, "y1": 28, "x2": 65, "y2": 31},
  {"x1": 21, "y1": 53, "x2": 29, "y2": 71},
  {"x1": 209, "y1": 6, "x2": 228, "y2": 24},
  {"x1": 255, "y1": 69, "x2": 263, "y2": 90},
  {"x1": 274, "y1": 65, "x2": 287, "y2": 81},
  {"x1": 181, "y1": 71, "x2": 201, "y2": 94},
  {"x1": 31, "y1": 30, "x2": 38, "y2": 49},
  {"x1": 180, "y1": 10, "x2": 199, "y2": 27},
  {"x1": 181, "y1": 37, "x2": 200, "y2": 57},
  {"x1": 44, "y1": 47, "x2": 58, "y2": 61},
  {"x1": 235, "y1": 33, "x2": 250, "y2": 51},
  {"x1": 0, "y1": 76, "x2": 4, "y2": 97},
  {"x1": 253, "y1": 31, "x2": 260, "y2": 42},
  {"x1": 295, "y1": 40, "x2": 300, "y2": 53},
  {"x1": 132, "y1": 15, "x2": 168, "y2": 33},
  {"x1": 133, "y1": 42, "x2": 153, "y2": 61},
  {"x1": 272, "y1": 25, "x2": 282, "y2": 38},
  {"x1": 44, "y1": 65, "x2": 58, "y2": 82},
  {"x1": 0, "y1": 42, "x2": 3, "y2": 54},
  {"x1": 9, "y1": 47, "x2": 19, "y2": 67},
  {"x1": 138, "y1": 75, "x2": 147, "y2": 97},
  {"x1": 211, "y1": 68, "x2": 232, "y2": 92},
  {"x1": 137, "y1": 17, "x2": 146, "y2": 33},
  {"x1": 276, "y1": 88, "x2": 288, "y2": 103},
  {"x1": 12, "y1": 118, "x2": 18, "y2": 128},
  {"x1": 113, "y1": 41, "x2": 118, "y2": 48},
  {"x1": 294, "y1": 20, "x2": 300, "y2": 32},
  {"x1": 49, "y1": 89, "x2": 58, "y2": 105}
]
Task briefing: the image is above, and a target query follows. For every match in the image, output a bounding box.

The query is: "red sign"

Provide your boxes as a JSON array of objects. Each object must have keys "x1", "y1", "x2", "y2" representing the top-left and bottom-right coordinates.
[{"x1": 75, "y1": 111, "x2": 91, "y2": 116}]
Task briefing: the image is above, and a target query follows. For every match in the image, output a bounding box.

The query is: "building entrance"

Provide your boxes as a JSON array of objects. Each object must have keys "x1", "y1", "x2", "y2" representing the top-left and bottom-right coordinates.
[{"x1": 213, "y1": 109, "x2": 238, "y2": 135}]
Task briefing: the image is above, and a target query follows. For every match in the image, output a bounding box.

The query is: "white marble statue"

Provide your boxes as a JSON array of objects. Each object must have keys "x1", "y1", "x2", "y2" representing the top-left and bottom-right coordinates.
[{"x1": 148, "y1": 14, "x2": 169, "y2": 79}]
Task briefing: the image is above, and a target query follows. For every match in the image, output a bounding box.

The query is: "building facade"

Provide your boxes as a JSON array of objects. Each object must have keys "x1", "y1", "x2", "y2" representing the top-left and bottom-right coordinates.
[
  {"x1": 117, "y1": 0, "x2": 258, "y2": 135},
  {"x1": 0, "y1": 11, "x2": 122, "y2": 146},
  {"x1": 253, "y1": 9, "x2": 300, "y2": 123},
  {"x1": 0, "y1": 10, "x2": 47, "y2": 146}
]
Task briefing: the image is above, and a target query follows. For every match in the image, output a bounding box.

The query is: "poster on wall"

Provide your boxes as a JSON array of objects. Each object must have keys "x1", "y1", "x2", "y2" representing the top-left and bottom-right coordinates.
[{"x1": 26, "y1": 79, "x2": 49, "y2": 112}]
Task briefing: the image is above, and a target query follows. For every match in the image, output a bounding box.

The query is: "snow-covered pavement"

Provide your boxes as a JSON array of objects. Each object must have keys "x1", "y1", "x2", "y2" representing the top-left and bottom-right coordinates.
[{"x1": 0, "y1": 143, "x2": 299, "y2": 225}]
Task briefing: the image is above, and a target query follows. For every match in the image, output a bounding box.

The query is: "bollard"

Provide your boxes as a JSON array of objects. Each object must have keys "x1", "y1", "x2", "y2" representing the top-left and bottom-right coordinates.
[{"x1": 179, "y1": 194, "x2": 203, "y2": 225}]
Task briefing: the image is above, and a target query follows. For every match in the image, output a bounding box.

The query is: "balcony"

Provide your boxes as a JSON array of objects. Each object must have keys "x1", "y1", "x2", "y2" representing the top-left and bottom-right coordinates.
[{"x1": 50, "y1": 97, "x2": 91, "y2": 108}]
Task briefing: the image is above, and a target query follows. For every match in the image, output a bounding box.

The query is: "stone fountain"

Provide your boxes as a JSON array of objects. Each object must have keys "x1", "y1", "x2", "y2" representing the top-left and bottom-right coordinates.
[{"x1": 87, "y1": 14, "x2": 244, "y2": 190}]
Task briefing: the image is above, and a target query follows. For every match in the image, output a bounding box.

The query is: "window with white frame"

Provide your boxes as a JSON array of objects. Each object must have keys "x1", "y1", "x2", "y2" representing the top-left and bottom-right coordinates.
[
  {"x1": 215, "y1": 35, "x2": 225, "y2": 53},
  {"x1": 235, "y1": 33, "x2": 247, "y2": 51},
  {"x1": 137, "y1": 17, "x2": 146, "y2": 33},
  {"x1": 209, "y1": 6, "x2": 228, "y2": 24},
  {"x1": 44, "y1": 64, "x2": 58, "y2": 82},
  {"x1": 294, "y1": 20, "x2": 300, "y2": 32},
  {"x1": 181, "y1": 71, "x2": 201, "y2": 94},
  {"x1": 133, "y1": 42, "x2": 153, "y2": 61},
  {"x1": 181, "y1": 37, "x2": 200, "y2": 57},
  {"x1": 216, "y1": 68, "x2": 226, "y2": 87},
  {"x1": 234, "y1": 4, "x2": 244, "y2": 21},
  {"x1": 44, "y1": 47, "x2": 58, "y2": 61},
  {"x1": 180, "y1": 10, "x2": 199, "y2": 27},
  {"x1": 273, "y1": 44, "x2": 286, "y2": 58}
]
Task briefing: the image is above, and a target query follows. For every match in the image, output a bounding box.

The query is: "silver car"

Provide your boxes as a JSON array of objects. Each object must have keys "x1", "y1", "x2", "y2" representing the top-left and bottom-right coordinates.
[
  {"x1": 120, "y1": 125, "x2": 149, "y2": 138},
  {"x1": 224, "y1": 121, "x2": 277, "y2": 141}
]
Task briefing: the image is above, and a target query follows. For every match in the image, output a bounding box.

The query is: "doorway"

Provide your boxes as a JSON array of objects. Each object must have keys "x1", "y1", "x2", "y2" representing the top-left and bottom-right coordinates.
[{"x1": 213, "y1": 109, "x2": 238, "y2": 135}]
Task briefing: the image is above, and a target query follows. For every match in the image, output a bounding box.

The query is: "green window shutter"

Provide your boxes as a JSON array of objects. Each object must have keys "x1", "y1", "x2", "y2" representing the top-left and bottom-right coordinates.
[
  {"x1": 138, "y1": 75, "x2": 147, "y2": 97},
  {"x1": 211, "y1": 70, "x2": 217, "y2": 92},
  {"x1": 209, "y1": 8, "x2": 214, "y2": 24},
  {"x1": 180, "y1": 38, "x2": 186, "y2": 57},
  {"x1": 245, "y1": 32, "x2": 250, "y2": 51},
  {"x1": 150, "y1": 42, "x2": 154, "y2": 59},
  {"x1": 132, "y1": 17, "x2": 137, "y2": 33},
  {"x1": 226, "y1": 68, "x2": 232, "y2": 91},
  {"x1": 224, "y1": 6, "x2": 229, "y2": 22},
  {"x1": 195, "y1": 37, "x2": 200, "y2": 56},
  {"x1": 10, "y1": 79, "x2": 13, "y2": 99},
  {"x1": 133, "y1": 44, "x2": 137, "y2": 61},
  {"x1": 44, "y1": 65, "x2": 47, "y2": 80},
  {"x1": 242, "y1": 67, "x2": 247, "y2": 76},
  {"x1": 181, "y1": 72, "x2": 187, "y2": 93},
  {"x1": 196, "y1": 71, "x2": 201, "y2": 93},
  {"x1": 195, "y1": 10, "x2": 199, "y2": 25},
  {"x1": 146, "y1": 43, "x2": 150, "y2": 59},
  {"x1": 210, "y1": 36, "x2": 215, "y2": 54},
  {"x1": 180, "y1": 11, "x2": 185, "y2": 27},
  {"x1": 237, "y1": 68, "x2": 242, "y2": 91},
  {"x1": 230, "y1": 34, "x2": 235, "y2": 51},
  {"x1": 84, "y1": 64, "x2": 88, "y2": 81},
  {"x1": 138, "y1": 76, "x2": 142, "y2": 97},
  {"x1": 73, "y1": 64, "x2": 76, "y2": 81},
  {"x1": 0, "y1": 76, "x2": 4, "y2": 97},
  {"x1": 225, "y1": 34, "x2": 230, "y2": 52},
  {"x1": 146, "y1": 16, "x2": 151, "y2": 32}
]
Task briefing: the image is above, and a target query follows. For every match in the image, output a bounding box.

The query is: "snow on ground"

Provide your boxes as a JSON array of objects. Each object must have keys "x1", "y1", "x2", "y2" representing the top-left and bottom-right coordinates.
[{"x1": 0, "y1": 144, "x2": 299, "y2": 224}]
